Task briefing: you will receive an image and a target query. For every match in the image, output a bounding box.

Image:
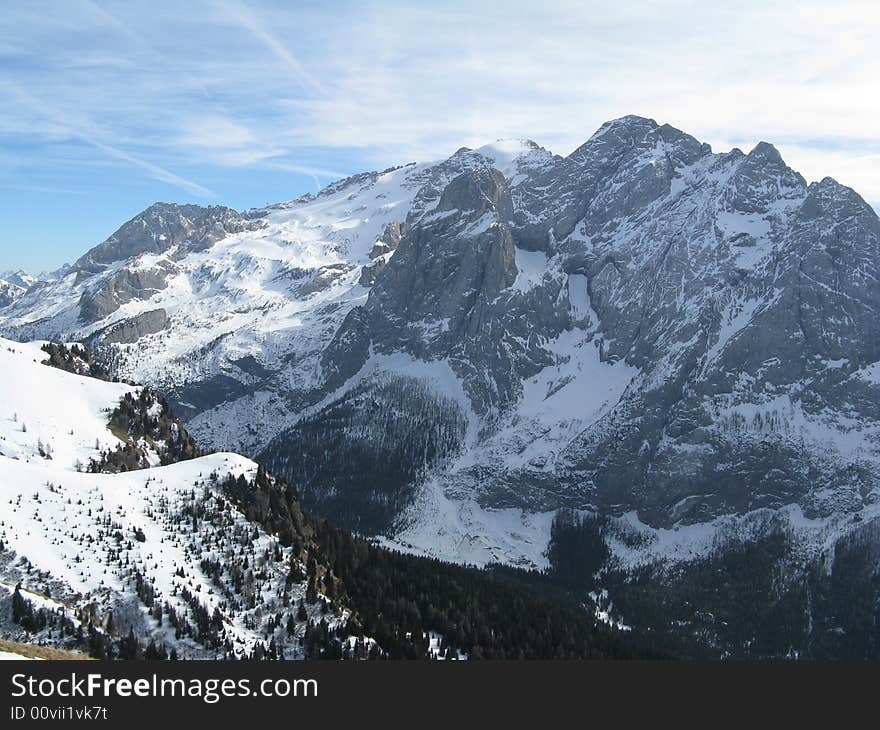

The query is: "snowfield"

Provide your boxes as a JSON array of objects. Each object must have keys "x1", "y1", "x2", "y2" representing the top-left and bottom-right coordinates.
[{"x1": 0, "y1": 340, "x2": 134, "y2": 469}]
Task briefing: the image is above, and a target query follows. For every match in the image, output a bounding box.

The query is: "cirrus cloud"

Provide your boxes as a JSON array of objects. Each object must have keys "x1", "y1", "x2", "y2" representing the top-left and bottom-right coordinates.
[{"x1": 0, "y1": 0, "x2": 876, "y2": 271}]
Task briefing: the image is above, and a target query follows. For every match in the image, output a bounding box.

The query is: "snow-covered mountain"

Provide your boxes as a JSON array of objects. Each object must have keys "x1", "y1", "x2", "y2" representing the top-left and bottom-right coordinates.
[
  {"x1": 0, "y1": 270, "x2": 37, "y2": 289},
  {"x1": 0, "y1": 338, "x2": 347, "y2": 659},
  {"x1": 2, "y1": 116, "x2": 879, "y2": 584},
  {"x1": 0, "y1": 270, "x2": 36, "y2": 307}
]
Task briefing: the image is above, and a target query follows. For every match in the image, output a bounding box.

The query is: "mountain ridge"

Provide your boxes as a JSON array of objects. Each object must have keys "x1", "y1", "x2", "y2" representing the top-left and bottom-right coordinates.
[{"x1": 1, "y1": 115, "x2": 878, "y2": 576}]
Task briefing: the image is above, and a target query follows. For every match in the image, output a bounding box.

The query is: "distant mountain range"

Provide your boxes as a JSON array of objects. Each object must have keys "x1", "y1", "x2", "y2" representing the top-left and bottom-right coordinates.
[{"x1": 0, "y1": 270, "x2": 38, "y2": 307}]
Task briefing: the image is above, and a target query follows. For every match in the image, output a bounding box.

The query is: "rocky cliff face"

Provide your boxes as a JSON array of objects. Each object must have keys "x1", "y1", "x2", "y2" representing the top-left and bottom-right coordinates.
[
  {"x1": 2, "y1": 118, "x2": 879, "y2": 571},
  {"x1": 75, "y1": 202, "x2": 261, "y2": 271}
]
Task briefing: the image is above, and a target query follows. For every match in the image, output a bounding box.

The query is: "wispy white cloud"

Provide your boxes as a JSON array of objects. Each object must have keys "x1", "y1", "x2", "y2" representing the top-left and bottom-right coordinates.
[
  {"x1": 176, "y1": 116, "x2": 288, "y2": 166},
  {"x1": 2, "y1": 82, "x2": 217, "y2": 198},
  {"x1": 80, "y1": 135, "x2": 217, "y2": 198},
  {"x1": 0, "y1": 0, "x2": 877, "y2": 206},
  {"x1": 214, "y1": 0, "x2": 327, "y2": 97}
]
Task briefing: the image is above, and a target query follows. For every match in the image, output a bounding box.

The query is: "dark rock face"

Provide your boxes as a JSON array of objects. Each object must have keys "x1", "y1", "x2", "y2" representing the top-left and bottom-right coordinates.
[
  {"x1": 320, "y1": 306, "x2": 372, "y2": 393},
  {"x1": 166, "y1": 373, "x2": 253, "y2": 420},
  {"x1": 98, "y1": 308, "x2": 169, "y2": 345},
  {"x1": 369, "y1": 221, "x2": 402, "y2": 260},
  {"x1": 78, "y1": 265, "x2": 175, "y2": 322},
  {"x1": 348, "y1": 166, "x2": 570, "y2": 414},
  {"x1": 369, "y1": 168, "x2": 517, "y2": 349},
  {"x1": 510, "y1": 116, "x2": 708, "y2": 249}
]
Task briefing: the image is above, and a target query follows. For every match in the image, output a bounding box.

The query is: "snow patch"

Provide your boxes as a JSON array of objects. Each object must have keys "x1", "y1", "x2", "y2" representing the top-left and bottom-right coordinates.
[{"x1": 511, "y1": 248, "x2": 549, "y2": 293}]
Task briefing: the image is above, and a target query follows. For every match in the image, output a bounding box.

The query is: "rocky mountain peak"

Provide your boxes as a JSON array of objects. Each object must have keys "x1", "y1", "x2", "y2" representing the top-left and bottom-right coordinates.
[
  {"x1": 802, "y1": 176, "x2": 879, "y2": 222},
  {"x1": 571, "y1": 115, "x2": 707, "y2": 165},
  {"x1": 747, "y1": 140, "x2": 784, "y2": 164},
  {"x1": 74, "y1": 202, "x2": 260, "y2": 271},
  {"x1": 726, "y1": 140, "x2": 806, "y2": 213},
  {"x1": 587, "y1": 114, "x2": 659, "y2": 140},
  {"x1": 368, "y1": 165, "x2": 517, "y2": 342}
]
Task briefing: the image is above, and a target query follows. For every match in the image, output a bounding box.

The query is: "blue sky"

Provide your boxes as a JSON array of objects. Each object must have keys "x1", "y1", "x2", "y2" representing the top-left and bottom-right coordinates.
[{"x1": 1, "y1": 0, "x2": 878, "y2": 274}]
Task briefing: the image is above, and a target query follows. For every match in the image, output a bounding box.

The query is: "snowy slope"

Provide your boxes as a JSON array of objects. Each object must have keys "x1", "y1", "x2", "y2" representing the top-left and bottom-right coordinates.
[
  {"x1": 0, "y1": 339, "x2": 133, "y2": 468},
  {"x1": 0, "y1": 338, "x2": 340, "y2": 659}
]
